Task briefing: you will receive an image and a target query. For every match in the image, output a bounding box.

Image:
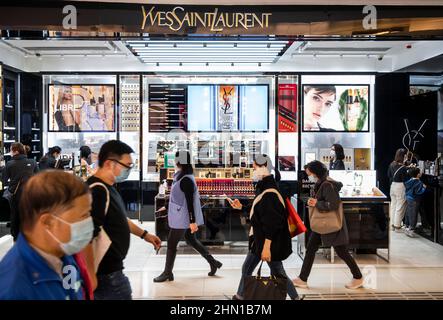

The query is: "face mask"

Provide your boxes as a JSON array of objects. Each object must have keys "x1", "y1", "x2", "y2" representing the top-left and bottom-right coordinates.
[
  {"x1": 330, "y1": 150, "x2": 336, "y2": 158},
  {"x1": 115, "y1": 167, "x2": 131, "y2": 183},
  {"x1": 308, "y1": 175, "x2": 318, "y2": 183},
  {"x1": 252, "y1": 166, "x2": 270, "y2": 182},
  {"x1": 47, "y1": 216, "x2": 94, "y2": 256}
]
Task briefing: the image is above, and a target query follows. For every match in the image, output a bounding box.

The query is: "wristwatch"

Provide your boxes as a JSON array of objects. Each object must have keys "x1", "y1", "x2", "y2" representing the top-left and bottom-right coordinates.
[{"x1": 141, "y1": 230, "x2": 149, "y2": 240}]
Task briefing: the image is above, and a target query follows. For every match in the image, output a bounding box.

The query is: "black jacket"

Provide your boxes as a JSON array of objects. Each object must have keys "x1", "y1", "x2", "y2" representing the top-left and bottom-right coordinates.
[
  {"x1": 387, "y1": 162, "x2": 409, "y2": 183},
  {"x1": 2, "y1": 155, "x2": 38, "y2": 193},
  {"x1": 330, "y1": 159, "x2": 345, "y2": 170},
  {"x1": 38, "y1": 154, "x2": 57, "y2": 171},
  {"x1": 250, "y1": 175, "x2": 292, "y2": 261},
  {"x1": 312, "y1": 178, "x2": 349, "y2": 247}
]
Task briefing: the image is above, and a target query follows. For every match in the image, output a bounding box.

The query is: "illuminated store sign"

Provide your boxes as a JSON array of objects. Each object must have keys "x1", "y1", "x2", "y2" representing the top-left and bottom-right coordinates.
[{"x1": 141, "y1": 6, "x2": 272, "y2": 32}]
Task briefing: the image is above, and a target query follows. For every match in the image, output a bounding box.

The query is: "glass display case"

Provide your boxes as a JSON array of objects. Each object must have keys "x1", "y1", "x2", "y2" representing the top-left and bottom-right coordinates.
[{"x1": 2, "y1": 69, "x2": 19, "y2": 164}]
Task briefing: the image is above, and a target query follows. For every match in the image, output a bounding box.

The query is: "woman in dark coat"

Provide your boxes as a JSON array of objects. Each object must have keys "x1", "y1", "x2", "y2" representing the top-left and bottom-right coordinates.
[
  {"x1": 329, "y1": 143, "x2": 345, "y2": 170},
  {"x1": 228, "y1": 154, "x2": 300, "y2": 300},
  {"x1": 293, "y1": 160, "x2": 364, "y2": 290}
]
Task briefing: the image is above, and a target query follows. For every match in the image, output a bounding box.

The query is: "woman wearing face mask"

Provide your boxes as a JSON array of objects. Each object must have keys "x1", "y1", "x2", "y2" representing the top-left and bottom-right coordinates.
[
  {"x1": 228, "y1": 154, "x2": 300, "y2": 300},
  {"x1": 329, "y1": 143, "x2": 345, "y2": 170},
  {"x1": 292, "y1": 161, "x2": 364, "y2": 290},
  {"x1": 0, "y1": 171, "x2": 95, "y2": 300},
  {"x1": 154, "y1": 150, "x2": 222, "y2": 283}
]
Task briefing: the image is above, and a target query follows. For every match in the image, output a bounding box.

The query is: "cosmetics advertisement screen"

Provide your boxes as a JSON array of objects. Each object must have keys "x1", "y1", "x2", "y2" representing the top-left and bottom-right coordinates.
[
  {"x1": 188, "y1": 85, "x2": 268, "y2": 132},
  {"x1": 302, "y1": 85, "x2": 369, "y2": 132},
  {"x1": 49, "y1": 85, "x2": 115, "y2": 132}
]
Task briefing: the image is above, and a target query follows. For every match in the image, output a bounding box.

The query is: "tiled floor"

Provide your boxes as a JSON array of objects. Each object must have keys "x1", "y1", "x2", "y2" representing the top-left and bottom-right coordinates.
[{"x1": 1, "y1": 221, "x2": 443, "y2": 299}]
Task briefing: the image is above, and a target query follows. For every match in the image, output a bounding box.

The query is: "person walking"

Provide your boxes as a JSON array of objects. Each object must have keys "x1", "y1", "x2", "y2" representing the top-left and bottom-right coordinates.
[
  {"x1": 329, "y1": 143, "x2": 346, "y2": 170},
  {"x1": 292, "y1": 160, "x2": 364, "y2": 290},
  {"x1": 228, "y1": 154, "x2": 300, "y2": 300},
  {"x1": 154, "y1": 150, "x2": 222, "y2": 282},
  {"x1": 387, "y1": 148, "x2": 409, "y2": 232},
  {"x1": 87, "y1": 140, "x2": 161, "y2": 300}
]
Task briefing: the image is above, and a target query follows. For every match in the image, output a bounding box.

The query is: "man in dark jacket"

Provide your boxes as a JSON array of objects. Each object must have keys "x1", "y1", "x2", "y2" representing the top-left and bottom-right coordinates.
[{"x1": 2, "y1": 142, "x2": 38, "y2": 202}]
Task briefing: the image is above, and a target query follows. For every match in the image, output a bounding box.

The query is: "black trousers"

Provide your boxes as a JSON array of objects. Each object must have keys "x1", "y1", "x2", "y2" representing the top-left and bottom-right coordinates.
[
  {"x1": 164, "y1": 228, "x2": 211, "y2": 273},
  {"x1": 299, "y1": 232, "x2": 363, "y2": 282}
]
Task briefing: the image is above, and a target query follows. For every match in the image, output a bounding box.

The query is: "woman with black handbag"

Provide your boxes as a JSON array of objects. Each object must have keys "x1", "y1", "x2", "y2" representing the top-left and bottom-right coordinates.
[
  {"x1": 228, "y1": 154, "x2": 300, "y2": 300},
  {"x1": 292, "y1": 160, "x2": 364, "y2": 290}
]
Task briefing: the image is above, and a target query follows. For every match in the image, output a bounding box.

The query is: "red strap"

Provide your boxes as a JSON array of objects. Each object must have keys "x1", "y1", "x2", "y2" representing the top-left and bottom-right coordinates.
[{"x1": 73, "y1": 252, "x2": 94, "y2": 300}]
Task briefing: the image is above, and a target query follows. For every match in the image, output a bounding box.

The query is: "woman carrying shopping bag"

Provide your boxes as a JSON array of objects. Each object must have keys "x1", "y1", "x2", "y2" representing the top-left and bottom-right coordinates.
[
  {"x1": 292, "y1": 160, "x2": 364, "y2": 290},
  {"x1": 228, "y1": 154, "x2": 301, "y2": 300}
]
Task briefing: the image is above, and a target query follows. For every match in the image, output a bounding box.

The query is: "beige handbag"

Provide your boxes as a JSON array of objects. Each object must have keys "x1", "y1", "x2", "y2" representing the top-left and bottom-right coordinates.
[
  {"x1": 89, "y1": 182, "x2": 112, "y2": 272},
  {"x1": 308, "y1": 182, "x2": 344, "y2": 235}
]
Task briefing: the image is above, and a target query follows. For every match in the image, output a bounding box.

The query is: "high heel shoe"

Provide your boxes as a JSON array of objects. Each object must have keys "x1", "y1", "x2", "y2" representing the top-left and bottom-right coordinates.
[{"x1": 153, "y1": 272, "x2": 174, "y2": 283}]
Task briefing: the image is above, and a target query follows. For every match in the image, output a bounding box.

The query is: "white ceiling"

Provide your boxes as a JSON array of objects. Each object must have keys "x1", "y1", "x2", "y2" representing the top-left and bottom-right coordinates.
[
  {"x1": 70, "y1": 0, "x2": 443, "y2": 5},
  {"x1": 1, "y1": 39, "x2": 443, "y2": 73}
]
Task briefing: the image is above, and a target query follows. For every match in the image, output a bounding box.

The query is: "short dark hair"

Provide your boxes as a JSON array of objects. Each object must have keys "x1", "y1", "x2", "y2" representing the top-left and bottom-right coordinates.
[
  {"x1": 49, "y1": 146, "x2": 62, "y2": 156},
  {"x1": 175, "y1": 150, "x2": 193, "y2": 175},
  {"x1": 19, "y1": 171, "x2": 90, "y2": 231},
  {"x1": 80, "y1": 146, "x2": 92, "y2": 160},
  {"x1": 393, "y1": 148, "x2": 406, "y2": 164},
  {"x1": 98, "y1": 140, "x2": 134, "y2": 167},
  {"x1": 408, "y1": 167, "x2": 421, "y2": 178},
  {"x1": 332, "y1": 144, "x2": 345, "y2": 161},
  {"x1": 305, "y1": 160, "x2": 328, "y2": 180},
  {"x1": 11, "y1": 142, "x2": 25, "y2": 155},
  {"x1": 304, "y1": 85, "x2": 336, "y2": 96}
]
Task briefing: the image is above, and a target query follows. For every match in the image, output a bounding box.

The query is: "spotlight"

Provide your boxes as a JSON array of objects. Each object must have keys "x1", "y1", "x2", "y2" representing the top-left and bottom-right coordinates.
[
  {"x1": 378, "y1": 56, "x2": 383, "y2": 61},
  {"x1": 258, "y1": 62, "x2": 262, "y2": 67},
  {"x1": 206, "y1": 62, "x2": 209, "y2": 66},
  {"x1": 231, "y1": 62, "x2": 234, "y2": 66},
  {"x1": 156, "y1": 62, "x2": 160, "y2": 66},
  {"x1": 179, "y1": 62, "x2": 183, "y2": 66}
]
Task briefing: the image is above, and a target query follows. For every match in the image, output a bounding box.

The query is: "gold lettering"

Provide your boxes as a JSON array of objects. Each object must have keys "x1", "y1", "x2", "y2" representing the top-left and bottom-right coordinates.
[
  {"x1": 205, "y1": 12, "x2": 213, "y2": 28},
  {"x1": 170, "y1": 6, "x2": 185, "y2": 32},
  {"x1": 236, "y1": 13, "x2": 246, "y2": 29},
  {"x1": 194, "y1": 12, "x2": 207, "y2": 28},
  {"x1": 182, "y1": 12, "x2": 192, "y2": 28},
  {"x1": 214, "y1": 12, "x2": 226, "y2": 30},
  {"x1": 158, "y1": 11, "x2": 167, "y2": 26},
  {"x1": 263, "y1": 13, "x2": 271, "y2": 28},
  {"x1": 244, "y1": 13, "x2": 253, "y2": 29},
  {"x1": 165, "y1": 11, "x2": 175, "y2": 28},
  {"x1": 141, "y1": 6, "x2": 159, "y2": 30},
  {"x1": 252, "y1": 13, "x2": 263, "y2": 28},
  {"x1": 225, "y1": 13, "x2": 235, "y2": 28},
  {"x1": 210, "y1": 8, "x2": 223, "y2": 32}
]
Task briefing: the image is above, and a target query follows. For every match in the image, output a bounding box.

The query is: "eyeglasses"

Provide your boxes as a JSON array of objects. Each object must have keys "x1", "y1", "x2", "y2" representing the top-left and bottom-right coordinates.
[{"x1": 109, "y1": 159, "x2": 134, "y2": 170}]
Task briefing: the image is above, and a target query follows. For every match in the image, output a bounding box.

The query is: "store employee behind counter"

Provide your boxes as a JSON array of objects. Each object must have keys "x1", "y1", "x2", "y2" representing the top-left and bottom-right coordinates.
[{"x1": 329, "y1": 143, "x2": 345, "y2": 170}]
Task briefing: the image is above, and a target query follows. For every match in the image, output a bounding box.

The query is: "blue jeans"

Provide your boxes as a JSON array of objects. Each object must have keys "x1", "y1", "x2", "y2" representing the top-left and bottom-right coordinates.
[
  {"x1": 237, "y1": 252, "x2": 299, "y2": 300},
  {"x1": 94, "y1": 271, "x2": 132, "y2": 300}
]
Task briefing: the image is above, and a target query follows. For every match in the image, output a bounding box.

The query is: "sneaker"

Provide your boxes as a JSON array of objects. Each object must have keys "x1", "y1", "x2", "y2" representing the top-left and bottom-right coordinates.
[
  {"x1": 405, "y1": 229, "x2": 417, "y2": 238},
  {"x1": 345, "y1": 278, "x2": 364, "y2": 290},
  {"x1": 292, "y1": 277, "x2": 309, "y2": 289}
]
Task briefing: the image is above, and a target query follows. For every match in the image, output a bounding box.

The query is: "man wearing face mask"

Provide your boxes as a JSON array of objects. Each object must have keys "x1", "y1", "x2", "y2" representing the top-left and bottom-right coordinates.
[
  {"x1": 87, "y1": 140, "x2": 161, "y2": 300},
  {"x1": 0, "y1": 171, "x2": 94, "y2": 300}
]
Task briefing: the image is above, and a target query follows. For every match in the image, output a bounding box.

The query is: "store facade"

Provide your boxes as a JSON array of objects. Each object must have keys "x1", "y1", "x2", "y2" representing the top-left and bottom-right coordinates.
[{"x1": 0, "y1": 1, "x2": 442, "y2": 247}]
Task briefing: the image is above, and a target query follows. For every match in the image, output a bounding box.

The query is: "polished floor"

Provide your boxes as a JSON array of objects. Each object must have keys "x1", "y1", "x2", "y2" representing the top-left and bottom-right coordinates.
[{"x1": 1, "y1": 221, "x2": 443, "y2": 300}]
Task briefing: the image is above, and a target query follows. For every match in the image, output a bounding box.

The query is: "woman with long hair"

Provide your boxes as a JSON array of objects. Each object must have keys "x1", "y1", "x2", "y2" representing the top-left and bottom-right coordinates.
[
  {"x1": 330, "y1": 143, "x2": 345, "y2": 170},
  {"x1": 292, "y1": 160, "x2": 363, "y2": 290},
  {"x1": 387, "y1": 148, "x2": 409, "y2": 231},
  {"x1": 154, "y1": 150, "x2": 222, "y2": 282}
]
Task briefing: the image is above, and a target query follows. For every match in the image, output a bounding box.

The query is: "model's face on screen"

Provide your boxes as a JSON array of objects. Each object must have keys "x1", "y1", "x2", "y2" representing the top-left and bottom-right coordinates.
[
  {"x1": 63, "y1": 88, "x2": 73, "y2": 100},
  {"x1": 304, "y1": 89, "x2": 335, "y2": 129}
]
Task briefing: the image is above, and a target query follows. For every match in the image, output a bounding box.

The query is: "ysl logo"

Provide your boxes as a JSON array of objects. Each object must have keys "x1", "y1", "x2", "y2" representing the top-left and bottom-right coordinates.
[
  {"x1": 221, "y1": 87, "x2": 233, "y2": 114},
  {"x1": 402, "y1": 118, "x2": 429, "y2": 153}
]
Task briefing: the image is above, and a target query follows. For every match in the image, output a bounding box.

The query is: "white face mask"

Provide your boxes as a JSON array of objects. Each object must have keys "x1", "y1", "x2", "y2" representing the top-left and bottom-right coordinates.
[
  {"x1": 47, "y1": 216, "x2": 94, "y2": 256},
  {"x1": 253, "y1": 166, "x2": 270, "y2": 182},
  {"x1": 330, "y1": 150, "x2": 336, "y2": 158},
  {"x1": 308, "y1": 175, "x2": 318, "y2": 183}
]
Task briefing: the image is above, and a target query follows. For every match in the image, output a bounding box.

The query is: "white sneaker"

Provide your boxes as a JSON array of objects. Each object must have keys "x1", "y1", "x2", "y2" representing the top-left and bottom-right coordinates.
[
  {"x1": 345, "y1": 278, "x2": 364, "y2": 290},
  {"x1": 405, "y1": 229, "x2": 417, "y2": 238},
  {"x1": 292, "y1": 277, "x2": 308, "y2": 289}
]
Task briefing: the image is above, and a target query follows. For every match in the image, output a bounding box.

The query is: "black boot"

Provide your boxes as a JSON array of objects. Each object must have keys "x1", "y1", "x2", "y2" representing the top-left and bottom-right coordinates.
[
  {"x1": 154, "y1": 249, "x2": 176, "y2": 283},
  {"x1": 153, "y1": 272, "x2": 174, "y2": 283},
  {"x1": 205, "y1": 255, "x2": 223, "y2": 276}
]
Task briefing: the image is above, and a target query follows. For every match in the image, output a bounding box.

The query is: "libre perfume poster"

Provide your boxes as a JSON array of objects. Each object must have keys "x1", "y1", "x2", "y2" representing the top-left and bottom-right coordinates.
[{"x1": 49, "y1": 85, "x2": 115, "y2": 132}]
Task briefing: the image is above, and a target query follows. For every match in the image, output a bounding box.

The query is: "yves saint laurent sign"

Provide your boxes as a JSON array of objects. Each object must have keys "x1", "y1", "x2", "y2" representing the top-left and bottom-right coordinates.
[{"x1": 141, "y1": 6, "x2": 272, "y2": 32}]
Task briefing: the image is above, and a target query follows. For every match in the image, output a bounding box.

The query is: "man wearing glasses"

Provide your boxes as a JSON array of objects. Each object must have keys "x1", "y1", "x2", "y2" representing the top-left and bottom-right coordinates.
[{"x1": 87, "y1": 140, "x2": 161, "y2": 300}]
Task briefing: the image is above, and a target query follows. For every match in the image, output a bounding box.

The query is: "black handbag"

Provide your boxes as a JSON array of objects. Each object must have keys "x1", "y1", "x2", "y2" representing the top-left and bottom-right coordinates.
[{"x1": 243, "y1": 261, "x2": 288, "y2": 300}]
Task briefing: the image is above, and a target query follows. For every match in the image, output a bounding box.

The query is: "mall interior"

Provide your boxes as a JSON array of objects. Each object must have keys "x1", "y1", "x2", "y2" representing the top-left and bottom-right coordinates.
[{"x1": 0, "y1": 1, "x2": 443, "y2": 300}]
